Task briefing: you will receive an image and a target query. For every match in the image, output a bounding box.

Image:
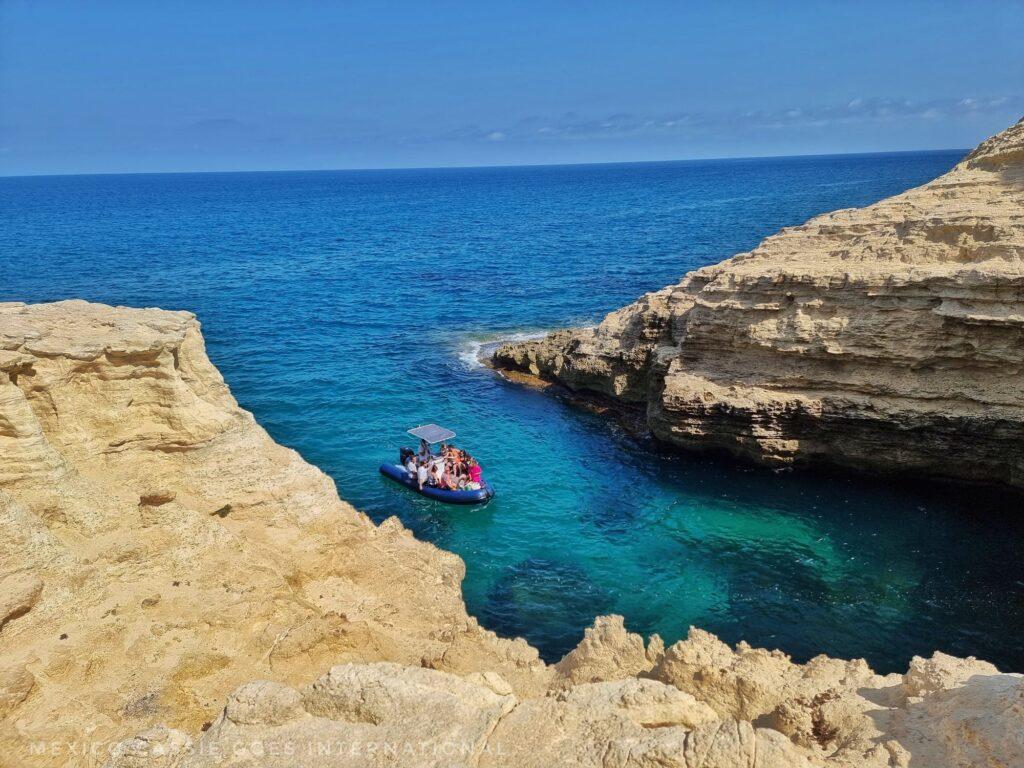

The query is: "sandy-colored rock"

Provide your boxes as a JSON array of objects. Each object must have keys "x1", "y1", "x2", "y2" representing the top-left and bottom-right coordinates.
[
  {"x1": 0, "y1": 300, "x2": 545, "y2": 767},
  {"x1": 157, "y1": 663, "x2": 515, "y2": 768},
  {"x1": 7, "y1": 285, "x2": 1024, "y2": 766},
  {"x1": 552, "y1": 614, "x2": 664, "y2": 686},
  {"x1": 651, "y1": 627, "x2": 798, "y2": 720},
  {"x1": 483, "y1": 700, "x2": 814, "y2": 768},
  {"x1": 105, "y1": 638, "x2": 1024, "y2": 768},
  {"x1": 903, "y1": 650, "x2": 999, "y2": 699},
  {"x1": 762, "y1": 688, "x2": 895, "y2": 767},
  {"x1": 105, "y1": 726, "x2": 192, "y2": 768},
  {"x1": 555, "y1": 678, "x2": 718, "y2": 728},
  {"x1": 224, "y1": 681, "x2": 306, "y2": 726},
  {"x1": 494, "y1": 117, "x2": 1024, "y2": 488},
  {"x1": 892, "y1": 673, "x2": 1024, "y2": 768},
  {"x1": 301, "y1": 662, "x2": 514, "y2": 729},
  {"x1": 651, "y1": 628, "x2": 898, "y2": 724},
  {"x1": 134, "y1": 664, "x2": 810, "y2": 768},
  {"x1": 0, "y1": 663, "x2": 34, "y2": 717},
  {"x1": 0, "y1": 571, "x2": 42, "y2": 632}
]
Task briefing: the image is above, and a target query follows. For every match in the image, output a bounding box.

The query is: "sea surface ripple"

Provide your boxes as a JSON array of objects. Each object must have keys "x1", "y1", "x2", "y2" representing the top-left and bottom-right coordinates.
[{"x1": 5, "y1": 151, "x2": 1023, "y2": 672}]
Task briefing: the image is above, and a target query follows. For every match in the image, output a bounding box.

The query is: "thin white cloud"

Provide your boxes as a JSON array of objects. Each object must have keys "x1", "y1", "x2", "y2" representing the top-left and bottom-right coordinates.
[{"x1": 445, "y1": 95, "x2": 1024, "y2": 144}]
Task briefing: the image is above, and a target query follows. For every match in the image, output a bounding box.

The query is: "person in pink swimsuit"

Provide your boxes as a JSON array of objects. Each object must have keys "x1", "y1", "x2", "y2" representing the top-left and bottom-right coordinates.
[{"x1": 467, "y1": 458, "x2": 482, "y2": 486}]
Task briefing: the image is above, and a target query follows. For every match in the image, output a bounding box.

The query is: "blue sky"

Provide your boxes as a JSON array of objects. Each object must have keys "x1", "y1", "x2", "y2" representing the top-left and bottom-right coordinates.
[{"x1": 2, "y1": 1, "x2": 1023, "y2": 175}]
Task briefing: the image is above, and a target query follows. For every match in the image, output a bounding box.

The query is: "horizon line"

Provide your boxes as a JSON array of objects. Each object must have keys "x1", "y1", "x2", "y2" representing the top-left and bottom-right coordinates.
[{"x1": 0, "y1": 145, "x2": 969, "y2": 181}]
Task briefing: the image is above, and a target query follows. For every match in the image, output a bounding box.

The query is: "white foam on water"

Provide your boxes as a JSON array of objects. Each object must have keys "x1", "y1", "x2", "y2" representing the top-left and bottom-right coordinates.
[{"x1": 455, "y1": 330, "x2": 551, "y2": 370}]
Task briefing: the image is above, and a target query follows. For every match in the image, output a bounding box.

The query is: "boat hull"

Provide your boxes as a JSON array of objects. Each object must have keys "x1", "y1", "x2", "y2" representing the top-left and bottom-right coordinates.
[{"x1": 378, "y1": 463, "x2": 494, "y2": 505}]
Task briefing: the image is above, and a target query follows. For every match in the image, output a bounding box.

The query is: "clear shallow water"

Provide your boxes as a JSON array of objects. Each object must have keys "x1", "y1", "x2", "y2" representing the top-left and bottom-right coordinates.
[{"x1": 5, "y1": 152, "x2": 1024, "y2": 673}]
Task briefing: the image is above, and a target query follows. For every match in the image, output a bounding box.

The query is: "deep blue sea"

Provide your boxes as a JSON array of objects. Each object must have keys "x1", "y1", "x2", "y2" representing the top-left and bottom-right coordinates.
[{"x1": 5, "y1": 151, "x2": 1024, "y2": 674}]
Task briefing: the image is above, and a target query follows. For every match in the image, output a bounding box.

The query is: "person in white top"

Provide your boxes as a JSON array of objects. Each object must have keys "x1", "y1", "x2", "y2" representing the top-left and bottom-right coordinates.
[
  {"x1": 416, "y1": 439, "x2": 433, "y2": 464},
  {"x1": 416, "y1": 461, "x2": 429, "y2": 490}
]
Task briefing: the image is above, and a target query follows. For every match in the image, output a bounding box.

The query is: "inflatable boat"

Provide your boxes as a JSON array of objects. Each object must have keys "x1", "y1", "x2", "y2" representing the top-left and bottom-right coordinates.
[
  {"x1": 379, "y1": 423, "x2": 495, "y2": 505},
  {"x1": 378, "y1": 462, "x2": 494, "y2": 504}
]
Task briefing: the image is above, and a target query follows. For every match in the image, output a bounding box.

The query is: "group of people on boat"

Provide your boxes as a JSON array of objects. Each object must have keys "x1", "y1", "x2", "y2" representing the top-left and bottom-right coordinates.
[{"x1": 400, "y1": 440, "x2": 484, "y2": 492}]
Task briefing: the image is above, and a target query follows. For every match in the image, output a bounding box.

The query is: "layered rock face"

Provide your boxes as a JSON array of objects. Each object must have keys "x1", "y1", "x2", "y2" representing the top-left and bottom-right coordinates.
[
  {"x1": 3, "y1": 301, "x2": 1023, "y2": 768},
  {"x1": 493, "y1": 117, "x2": 1024, "y2": 487},
  {"x1": 0, "y1": 301, "x2": 545, "y2": 767}
]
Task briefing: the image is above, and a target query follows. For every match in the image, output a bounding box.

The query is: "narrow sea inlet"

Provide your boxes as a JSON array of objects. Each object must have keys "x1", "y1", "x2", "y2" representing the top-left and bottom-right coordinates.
[{"x1": 4, "y1": 151, "x2": 1022, "y2": 674}]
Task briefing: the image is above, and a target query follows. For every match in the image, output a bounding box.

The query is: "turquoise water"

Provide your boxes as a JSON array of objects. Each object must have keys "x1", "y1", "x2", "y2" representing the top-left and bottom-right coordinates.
[{"x1": 5, "y1": 152, "x2": 1024, "y2": 673}]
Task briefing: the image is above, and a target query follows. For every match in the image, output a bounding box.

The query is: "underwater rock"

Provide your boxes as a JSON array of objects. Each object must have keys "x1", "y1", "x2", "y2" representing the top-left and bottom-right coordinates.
[{"x1": 479, "y1": 558, "x2": 616, "y2": 661}]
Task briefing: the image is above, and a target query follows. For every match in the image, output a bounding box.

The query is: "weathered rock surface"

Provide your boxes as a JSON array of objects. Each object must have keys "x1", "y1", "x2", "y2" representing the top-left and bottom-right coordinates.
[
  {"x1": 104, "y1": 644, "x2": 1024, "y2": 768},
  {"x1": 493, "y1": 117, "x2": 1024, "y2": 487},
  {"x1": 553, "y1": 678, "x2": 718, "y2": 729},
  {"x1": 552, "y1": 614, "x2": 664, "y2": 687},
  {"x1": 4, "y1": 300, "x2": 1023, "y2": 767},
  {"x1": 0, "y1": 571, "x2": 42, "y2": 632},
  {"x1": 0, "y1": 300, "x2": 546, "y2": 767}
]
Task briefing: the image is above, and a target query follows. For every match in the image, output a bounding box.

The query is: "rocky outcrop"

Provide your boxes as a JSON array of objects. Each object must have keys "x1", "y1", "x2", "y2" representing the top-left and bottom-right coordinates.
[
  {"x1": 102, "y1": 626, "x2": 1024, "y2": 768},
  {"x1": 0, "y1": 301, "x2": 546, "y2": 767},
  {"x1": 551, "y1": 614, "x2": 664, "y2": 687},
  {"x1": 4, "y1": 300, "x2": 1023, "y2": 767},
  {"x1": 493, "y1": 117, "x2": 1024, "y2": 488}
]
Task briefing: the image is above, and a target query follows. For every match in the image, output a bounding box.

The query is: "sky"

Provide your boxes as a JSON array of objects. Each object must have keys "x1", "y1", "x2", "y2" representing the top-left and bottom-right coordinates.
[{"x1": 1, "y1": 1, "x2": 1023, "y2": 176}]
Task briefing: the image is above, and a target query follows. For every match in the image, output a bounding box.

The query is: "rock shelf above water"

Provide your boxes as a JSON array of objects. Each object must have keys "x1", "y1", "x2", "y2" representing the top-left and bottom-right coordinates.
[{"x1": 493, "y1": 117, "x2": 1024, "y2": 489}]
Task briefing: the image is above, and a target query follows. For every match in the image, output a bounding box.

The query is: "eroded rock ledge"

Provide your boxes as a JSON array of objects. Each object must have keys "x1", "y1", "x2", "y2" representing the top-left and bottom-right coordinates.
[
  {"x1": 493, "y1": 117, "x2": 1024, "y2": 489},
  {"x1": 2, "y1": 302, "x2": 1022, "y2": 768},
  {"x1": 106, "y1": 619, "x2": 1023, "y2": 768}
]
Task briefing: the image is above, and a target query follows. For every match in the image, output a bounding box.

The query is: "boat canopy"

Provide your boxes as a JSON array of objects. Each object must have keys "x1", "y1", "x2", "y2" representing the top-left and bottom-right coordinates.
[{"x1": 408, "y1": 424, "x2": 456, "y2": 444}]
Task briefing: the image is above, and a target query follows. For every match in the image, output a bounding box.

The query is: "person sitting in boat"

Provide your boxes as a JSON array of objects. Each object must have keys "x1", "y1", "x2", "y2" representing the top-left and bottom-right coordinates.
[
  {"x1": 467, "y1": 458, "x2": 483, "y2": 489},
  {"x1": 441, "y1": 463, "x2": 458, "y2": 491},
  {"x1": 417, "y1": 439, "x2": 433, "y2": 463},
  {"x1": 428, "y1": 459, "x2": 445, "y2": 488},
  {"x1": 403, "y1": 451, "x2": 417, "y2": 476},
  {"x1": 415, "y1": 458, "x2": 429, "y2": 490},
  {"x1": 457, "y1": 460, "x2": 473, "y2": 489}
]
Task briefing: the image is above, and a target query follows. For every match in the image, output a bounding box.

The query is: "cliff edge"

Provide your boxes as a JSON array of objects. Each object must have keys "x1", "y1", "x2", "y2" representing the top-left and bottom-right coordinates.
[
  {"x1": 0, "y1": 300, "x2": 546, "y2": 766},
  {"x1": 493, "y1": 117, "x2": 1024, "y2": 488},
  {"x1": 1, "y1": 301, "x2": 1021, "y2": 767}
]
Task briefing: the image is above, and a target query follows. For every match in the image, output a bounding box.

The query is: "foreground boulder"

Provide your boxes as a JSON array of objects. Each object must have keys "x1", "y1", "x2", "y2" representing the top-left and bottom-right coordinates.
[{"x1": 493, "y1": 117, "x2": 1024, "y2": 488}]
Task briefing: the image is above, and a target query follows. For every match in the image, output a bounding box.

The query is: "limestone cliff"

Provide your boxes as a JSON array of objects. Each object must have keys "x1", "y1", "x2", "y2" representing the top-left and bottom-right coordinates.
[
  {"x1": 493, "y1": 117, "x2": 1024, "y2": 487},
  {"x1": 0, "y1": 301, "x2": 545, "y2": 767},
  {"x1": 3, "y1": 302, "x2": 1023, "y2": 768}
]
